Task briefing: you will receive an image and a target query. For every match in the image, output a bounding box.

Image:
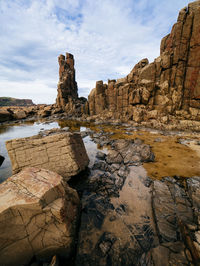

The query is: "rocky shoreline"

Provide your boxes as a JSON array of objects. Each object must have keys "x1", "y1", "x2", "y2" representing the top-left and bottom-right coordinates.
[
  {"x1": 0, "y1": 1, "x2": 200, "y2": 265},
  {"x1": 0, "y1": 125, "x2": 199, "y2": 265}
]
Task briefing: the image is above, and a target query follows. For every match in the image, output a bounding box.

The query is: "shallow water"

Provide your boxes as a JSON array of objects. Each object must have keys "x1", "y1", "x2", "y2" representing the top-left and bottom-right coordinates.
[
  {"x1": 0, "y1": 120, "x2": 105, "y2": 183},
  {"x1": 0, "y1": 119, "x2": 200, "y2": 182}
]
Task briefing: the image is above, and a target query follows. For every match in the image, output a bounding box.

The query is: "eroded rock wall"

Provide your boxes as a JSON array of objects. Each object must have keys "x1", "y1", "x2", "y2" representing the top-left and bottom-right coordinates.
[
  {"x1": 6, "y1": 132, "x2": 89, "y2": 180},
  {"x1": 88, "y1": 1, "x2": 200, "y2": 123}
]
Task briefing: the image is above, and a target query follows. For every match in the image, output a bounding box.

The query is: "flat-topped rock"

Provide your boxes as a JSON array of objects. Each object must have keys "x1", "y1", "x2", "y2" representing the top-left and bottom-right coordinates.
[
  {"x1": 6, "y1": 132, "x2": 89, "y2": 180},
  {"x1": 0, "y1": 167, "x2": 80, "y2": 265}
]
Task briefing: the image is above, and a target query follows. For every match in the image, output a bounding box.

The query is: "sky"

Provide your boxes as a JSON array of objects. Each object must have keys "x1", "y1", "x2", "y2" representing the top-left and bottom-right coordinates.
[{"x1": 0, "y1": 0, "x2": 193, "y2": 104}]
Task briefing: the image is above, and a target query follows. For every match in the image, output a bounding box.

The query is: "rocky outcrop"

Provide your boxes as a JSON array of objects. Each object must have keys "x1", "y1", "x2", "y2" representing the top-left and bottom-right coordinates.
[
  {"x1": 56, "y1": 53, "x2": 88, "y2": 116},
  {"x1": 0, "y1": 167, "x2": 80, "y2": 265},
  {"x1": 88, "y1": 1, "x2": 200, "y2": 125},
  {"x1": 0, "y1": 97, "x2": 34, "y2": 107},
  {"x1": 56, "y1": 53, "x2": 78, "y2": 110},
  {"x1": 6, "y1": 131, "x2": 89, "y2": 180},
  {"x1": 73, "y1": 136, "x2": 200, "y2": 265}
]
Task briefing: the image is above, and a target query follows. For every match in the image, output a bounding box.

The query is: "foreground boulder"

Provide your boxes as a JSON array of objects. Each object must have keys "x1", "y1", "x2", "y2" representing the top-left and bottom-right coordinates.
[
  {"x1": 0, "y1": 167, "x2": 80, "y2": 265},
  {"x1": 6, "y1": 132, "x2": 89, "y2": 180}
]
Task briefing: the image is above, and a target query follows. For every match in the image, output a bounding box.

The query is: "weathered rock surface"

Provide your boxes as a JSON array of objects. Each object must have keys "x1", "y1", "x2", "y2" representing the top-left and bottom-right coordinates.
[
  {"x1": 87, "y1": 1, "x2": 200, "y2": 128},
  {"x1": 6, "y1": 132, "x2": 89, "y2": 180},
  {"x1": 0, "y1": 155, "x2": 4, "y2": 167},
  {"x1": 56, "y1": 53, "x2": 88, "y2": 116},
  {"x1": 72, "y1": 136, "x2": 200, "y2": 266},
  {"x1": 0, "y1": 167, "x2": 80, "y2": 265}
]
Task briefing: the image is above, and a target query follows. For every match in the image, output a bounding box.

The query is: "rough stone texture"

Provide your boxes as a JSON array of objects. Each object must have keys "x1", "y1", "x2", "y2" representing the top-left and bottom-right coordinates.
[
  {"x1": 88, "y1": 1, "x2": 200, "y2": 126},
  {"x1": 6, "y1": 132, "x2": 89, "y2": 180},
  {"x1": 72, "y1": 135, "x2": 200, "y2": 265},
  {"x1": 0, "y1": 167, "x2": 80, "y2": 265},
  {"x1": 140, "y1": 176, "x2": 200, "y2": 266},
  {"x1": 56, "y1": 53, "x2": 88, "y2": 116},
  {"x1": 75, "y1": 138, "x2": 157, "y2": 266},
  {"x1": 56, "y1": 53, "x2": 78, "y2": 110}
]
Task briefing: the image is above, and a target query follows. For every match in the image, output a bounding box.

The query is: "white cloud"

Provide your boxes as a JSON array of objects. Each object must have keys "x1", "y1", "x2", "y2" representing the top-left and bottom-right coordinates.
[{"x1": 0, "y1": 0, "x2": 192, "y2": 103}]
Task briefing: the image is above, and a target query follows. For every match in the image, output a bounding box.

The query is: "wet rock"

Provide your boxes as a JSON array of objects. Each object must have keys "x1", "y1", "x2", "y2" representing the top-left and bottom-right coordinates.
[
  {"x1": 6, "y1": 132, "x2": 89, "y2": 180},
  {"x1": 76, "y1": 163, "x2": 156, "y2": 266},
  {"x1": 0, "y1": 167, "x2": 80, "y2": 265},
  {"x1": 107, "y1": 138, "x2": 154, "y2": 165},
  {"x1": 106, "y1": 150, "x2": 124, "y2": 164},
  {"x1": 96, "y1": 151, "x2": 106, "y2": 160}
]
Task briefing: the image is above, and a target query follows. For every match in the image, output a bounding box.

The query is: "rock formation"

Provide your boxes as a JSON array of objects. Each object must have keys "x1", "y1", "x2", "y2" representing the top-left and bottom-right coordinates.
[
  {"x1": 88, "y1": 1, "x2": 200, "y2": 125},
  {"x1": 74, "y1": 136, "x2": 200, "y2": 266},
  {"x1": 6, "y1": 131, "x2": 89, "y2": 180},
  {"x1": 56, "y1": 53, "x2": 88, "y2": 116},
  {"x1": 56, "y1": 53, "x2": 78, "y2": 110},
  {"x1": 0, "y1": 97, "x2": 34, "y2": 107},
  {"x1": 0, "y1": 167, "x2": 80, "y2": 265}
]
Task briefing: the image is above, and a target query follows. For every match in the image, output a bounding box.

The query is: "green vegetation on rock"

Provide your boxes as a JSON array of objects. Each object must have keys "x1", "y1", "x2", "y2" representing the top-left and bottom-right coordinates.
[{"x1": 0, "y1": 97, "x2": 34, "y2": 106}]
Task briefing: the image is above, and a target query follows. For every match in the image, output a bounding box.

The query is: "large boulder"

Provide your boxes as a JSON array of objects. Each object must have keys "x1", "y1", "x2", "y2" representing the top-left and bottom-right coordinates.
[
  {"x1": 6, "y1": 132, "x2": 89, "y2": 180},
  {"x1": 0, "y1": 167, "x2": 80, "y2": 265}
]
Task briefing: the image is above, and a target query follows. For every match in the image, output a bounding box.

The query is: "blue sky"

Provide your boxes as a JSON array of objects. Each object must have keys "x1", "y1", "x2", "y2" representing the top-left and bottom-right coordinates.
[{"x1": 0, "y1": 0, "x2": 192, "y2": 104}]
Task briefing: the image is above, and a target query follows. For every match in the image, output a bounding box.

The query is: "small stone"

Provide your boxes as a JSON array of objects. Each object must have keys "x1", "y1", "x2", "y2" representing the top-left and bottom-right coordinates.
[{"x1": 96, "y1": 151, "x2": 106, "y2": 160}]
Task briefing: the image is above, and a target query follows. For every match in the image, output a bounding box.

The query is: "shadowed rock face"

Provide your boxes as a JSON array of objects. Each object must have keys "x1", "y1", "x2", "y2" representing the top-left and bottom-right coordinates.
[
  {"x1": 0, "y1": 167, "x2": 80, "y2": 266},
  {"x1": 88, "y1": 1, "x2": 200, "y2": 123},
  {"x1": 0, "y1": 155, "x2": 4, "y2": 167}
]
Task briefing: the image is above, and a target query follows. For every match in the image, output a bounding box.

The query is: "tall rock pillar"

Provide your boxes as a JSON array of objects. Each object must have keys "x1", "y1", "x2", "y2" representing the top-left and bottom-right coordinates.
[{"x1": 56, "y1": 53, "x2": 78, "y2": 110}]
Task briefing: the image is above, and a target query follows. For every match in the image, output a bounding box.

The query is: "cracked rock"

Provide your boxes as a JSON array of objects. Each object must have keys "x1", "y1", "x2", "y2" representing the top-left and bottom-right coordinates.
[
  {"x1": 0, "y1": 167, "x2": 80, "y2": 265},
  {"x1": 6, "y1": 132, "x2": 89, "y2": 180}
]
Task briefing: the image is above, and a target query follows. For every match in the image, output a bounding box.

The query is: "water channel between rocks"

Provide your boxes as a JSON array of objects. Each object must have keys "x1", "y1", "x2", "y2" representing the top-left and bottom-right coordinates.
[{"x1": 0, "y1": 119, "x2": 200, "y2": 183}]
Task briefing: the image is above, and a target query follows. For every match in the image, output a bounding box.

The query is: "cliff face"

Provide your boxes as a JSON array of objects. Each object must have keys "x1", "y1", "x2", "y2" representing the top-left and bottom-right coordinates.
[
  {"x1": 0, "y1": 97, "x2": 34, "y2": 106},
  {"x1": 88, "y1": 1, "x2": 200, "y2": 123}
]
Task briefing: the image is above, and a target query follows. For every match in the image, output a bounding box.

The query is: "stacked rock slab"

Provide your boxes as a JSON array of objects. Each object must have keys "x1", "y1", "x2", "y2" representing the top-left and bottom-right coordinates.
[
  {"x1": 88, "y1": 1, "x2": 200, "y2": 123},
  {"x1": 6, "y1": 132, "x2": 89, "y2": 180},
  {"x1": 0, "y1": 167, "x2": 80, "y2": 265},
  {"x1": 56, "y1": 53, "x2": 78, "y2": 111}
]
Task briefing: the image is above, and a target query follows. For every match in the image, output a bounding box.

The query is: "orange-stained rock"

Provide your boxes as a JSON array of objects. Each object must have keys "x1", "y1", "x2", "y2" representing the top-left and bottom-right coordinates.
[{"x1": 87, "y1": 1, "x2": 200, "y2": 125}]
